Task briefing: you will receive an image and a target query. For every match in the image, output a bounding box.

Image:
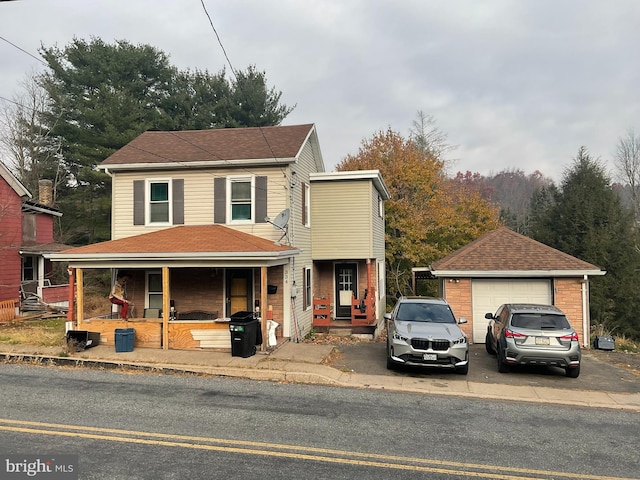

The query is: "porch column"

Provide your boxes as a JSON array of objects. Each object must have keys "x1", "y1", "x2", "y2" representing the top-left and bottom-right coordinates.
[
  {"x1": 76, "y1": 268, "x2": 84, "y2": 329},
  {"x1": 162, "y1": 266, "x2": 169, "y2": 350},
  {"x1": 37, "y1": 256, "x2": 46, "y2": 298},
  {"x1": 67, "y1": 267, "x2": 75, "y2": 324},
  {"x1": 260, "y1": 266, "x2": 267, "y2": 351}
]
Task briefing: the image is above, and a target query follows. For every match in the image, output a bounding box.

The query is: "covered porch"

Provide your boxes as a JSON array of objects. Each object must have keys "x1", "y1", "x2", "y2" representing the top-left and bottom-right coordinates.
[
  {"x1": 47, "y1": 225, "x2": 298, "y2": 352},
  {"x1": 311, "y1": 259, "x2": 382, "y2": 335}
]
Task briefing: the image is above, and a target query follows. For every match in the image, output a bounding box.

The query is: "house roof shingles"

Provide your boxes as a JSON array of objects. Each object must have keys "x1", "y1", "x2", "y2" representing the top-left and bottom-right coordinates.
[
  {"x1": 101, "y1": 124, "x2": 315, "y2": 166},
  {"x1": 430, "y1": 227, "x2": 603, "y2": 275},
  {"x1": 53, "y1": 225, "x2": 297, "y2": 260}
]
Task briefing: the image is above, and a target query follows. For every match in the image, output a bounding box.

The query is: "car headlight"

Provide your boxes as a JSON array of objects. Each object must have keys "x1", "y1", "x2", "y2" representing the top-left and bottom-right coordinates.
[
  {"x1": 452, "y1": 336, "x2": 467, "y2": 345},
  {"x1": 392, "y1": 332, "x2": 409, "y2": 342}
]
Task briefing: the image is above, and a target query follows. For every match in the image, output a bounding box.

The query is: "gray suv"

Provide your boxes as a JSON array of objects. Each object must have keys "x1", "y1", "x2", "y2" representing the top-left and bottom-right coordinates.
[
  {"x1": 485, "y1": 304, "x2": 581, "y2": 378},
  {"x1": 385, "y1": 297, "x2": 469, "y2": 374}
]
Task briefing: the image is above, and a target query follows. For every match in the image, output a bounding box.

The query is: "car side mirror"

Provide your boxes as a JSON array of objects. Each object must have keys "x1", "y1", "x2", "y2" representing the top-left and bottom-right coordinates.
[
  {"x1": 458, "y1": 317, "x2": 468, "y2": 325},
  {"x1": 484, "y1": 313, "x2": 494, "y2": 320},
  {"x1": 384, "y1": 313, "x2": 392, "y2": 321}
]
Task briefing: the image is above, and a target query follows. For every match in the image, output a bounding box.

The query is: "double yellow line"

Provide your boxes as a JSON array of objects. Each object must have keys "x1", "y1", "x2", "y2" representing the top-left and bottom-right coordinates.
[{"x1": 0, "y1": 418, "x2": 636, "y2": 480}]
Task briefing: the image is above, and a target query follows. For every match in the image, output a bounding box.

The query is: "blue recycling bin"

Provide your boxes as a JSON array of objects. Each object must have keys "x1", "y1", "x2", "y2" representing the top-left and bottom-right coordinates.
[{"x1": 114, "y1": 328, "x2": 134, "y2": 352}]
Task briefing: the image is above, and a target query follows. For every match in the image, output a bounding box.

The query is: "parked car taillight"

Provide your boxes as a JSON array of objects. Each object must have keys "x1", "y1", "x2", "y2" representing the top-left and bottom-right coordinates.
[
  {"x1": 504, "y1": 329, "x2": 525, "y2": 339},
  {"x1": 560, "y1": 332, "x2": 579, "y2": 341}
]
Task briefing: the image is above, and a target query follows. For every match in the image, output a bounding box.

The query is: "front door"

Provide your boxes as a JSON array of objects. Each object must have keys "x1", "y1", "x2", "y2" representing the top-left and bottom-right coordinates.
[
  {"x1": 225, "y1": 269, "x2": 253, "y2": 316},
  {"x1": 335, "y1": 263, "x2": 357, "y2": 318}
]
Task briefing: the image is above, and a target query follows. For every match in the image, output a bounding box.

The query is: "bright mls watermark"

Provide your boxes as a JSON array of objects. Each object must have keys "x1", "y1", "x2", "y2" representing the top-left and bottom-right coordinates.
[{"x1": 1, "y1": 455, "x2": 78, "y2": 479}]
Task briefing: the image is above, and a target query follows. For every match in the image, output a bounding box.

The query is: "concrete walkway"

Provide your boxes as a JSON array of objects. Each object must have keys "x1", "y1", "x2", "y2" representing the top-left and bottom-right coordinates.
[{"x1": 2, "y1": 342, "x2": 639, "y2": 412}]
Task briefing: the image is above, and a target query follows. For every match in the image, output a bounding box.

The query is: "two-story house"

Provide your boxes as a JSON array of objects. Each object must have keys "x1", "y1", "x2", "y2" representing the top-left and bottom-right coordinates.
[
  {"x1": 49, "y1": 124, "x2": 389, "y2": 351},
  {"x1": 0, "y1": 162, "x2": 69, "y2": 319}
]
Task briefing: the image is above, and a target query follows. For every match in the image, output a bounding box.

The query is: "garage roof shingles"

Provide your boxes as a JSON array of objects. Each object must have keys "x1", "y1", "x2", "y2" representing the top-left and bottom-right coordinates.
[
  {"x1": 431, "y1": 227, "x2": 601, "y2": 272},
  {"x1": 101, "y1": 124, "x2": 314, "y2": 166},
  {"x1": 60, "y1": 225, "x2": 295, "y2": 255}
]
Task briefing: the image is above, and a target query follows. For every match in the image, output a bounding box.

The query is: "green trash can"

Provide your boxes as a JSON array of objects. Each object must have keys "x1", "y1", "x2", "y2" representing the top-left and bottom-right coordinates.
[{"x1": 114, "y1": 328, "x2": 134, "y2": 352}]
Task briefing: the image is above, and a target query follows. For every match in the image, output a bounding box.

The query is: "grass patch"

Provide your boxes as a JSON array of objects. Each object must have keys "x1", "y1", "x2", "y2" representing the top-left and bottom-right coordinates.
[{"x1": 0, "y1": 317, "x2": 67, "y2": 348}]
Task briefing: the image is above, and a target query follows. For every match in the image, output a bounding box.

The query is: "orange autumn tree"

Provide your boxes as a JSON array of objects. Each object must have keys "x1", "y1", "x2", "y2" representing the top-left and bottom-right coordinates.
[{"x1": 337, "y1": 128, "x2": 500, "y2": 299}]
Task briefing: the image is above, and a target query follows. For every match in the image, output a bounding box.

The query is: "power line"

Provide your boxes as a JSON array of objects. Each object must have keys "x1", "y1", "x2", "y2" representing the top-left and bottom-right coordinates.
[
  {"x1": 0, "y1": 35, "x2": 46, "y2": 66},
  {"x1": 199, "y1": 0, "x2": 237, "y2": 80}
]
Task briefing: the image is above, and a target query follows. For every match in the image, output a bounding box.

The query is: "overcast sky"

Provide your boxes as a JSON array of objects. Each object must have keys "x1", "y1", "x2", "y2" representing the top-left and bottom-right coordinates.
[{"x1": 2, "y1": 0, "x2": 639, "y2": 182}]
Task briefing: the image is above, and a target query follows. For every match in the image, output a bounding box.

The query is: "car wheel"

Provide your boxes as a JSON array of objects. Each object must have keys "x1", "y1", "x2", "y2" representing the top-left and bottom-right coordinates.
[
  {"x1": 497, "y1": 344, "x2": 509, "y2": 373},
  {"x1": 386, "y1": 342, "x2": 395, "y2": 370},
  {"x1": 565, "y1": 365, "x2": 580, "y2": 378},
  {"x1": 485, "y1": 332, "x2": 496, "y2": 355},
  {"x1": 455, "y1": 363, "x2": 469, "y2": 375}
]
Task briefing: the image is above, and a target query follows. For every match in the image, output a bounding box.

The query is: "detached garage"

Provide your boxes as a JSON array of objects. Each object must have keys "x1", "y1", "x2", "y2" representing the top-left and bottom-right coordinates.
[{"x1": 413, "y1": 227, "x2": 605, "y2": 347}]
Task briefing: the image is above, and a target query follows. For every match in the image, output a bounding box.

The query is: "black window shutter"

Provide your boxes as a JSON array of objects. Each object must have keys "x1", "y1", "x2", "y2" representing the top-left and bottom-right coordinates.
[
  {"x1": 133, "y1": 180, "x2": 145, "y2": 225},
  {"x1": 214, "y1": 177, "x2": 226, "y2": 224},
  {"x1": 255, "y1": 176, "x2": 267, "y2": 223},
  {"x1": 173, "y1": 179, "x2": 184, "y2": 225}
]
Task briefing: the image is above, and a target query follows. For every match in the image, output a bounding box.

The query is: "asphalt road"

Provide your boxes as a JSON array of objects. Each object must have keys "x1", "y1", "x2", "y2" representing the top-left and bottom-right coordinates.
[
  {"x1": 1, "y1": 363, "x2": 639, "y2": 480},
  {"x1": 328, "y1": 343, "x2": 640, "y2": 393}
]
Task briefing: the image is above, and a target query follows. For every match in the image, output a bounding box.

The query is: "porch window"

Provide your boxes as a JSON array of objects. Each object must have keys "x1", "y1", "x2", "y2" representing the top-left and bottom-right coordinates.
[
  {"x1": 304, "y1": 266, "x2": 312, "y2": 310},
  {"x1": 147, "y1": 180, "x2": 171, "y2": 224},
  {"x1": 22, "y1": 256, "x2": 35, "y2": 281},
  {"x1": 230, "y1": 177, "x2": 253, "y2": 222},
  {"x1": 147, "y1": 272, "x2": 163, "y2": 309}
]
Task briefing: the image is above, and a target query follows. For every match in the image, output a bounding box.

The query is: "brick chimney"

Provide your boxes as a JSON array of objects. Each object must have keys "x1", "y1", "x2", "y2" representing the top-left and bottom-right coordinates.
[{"x1": 38, "y1": 179, "x2": 53, "y2": 206}]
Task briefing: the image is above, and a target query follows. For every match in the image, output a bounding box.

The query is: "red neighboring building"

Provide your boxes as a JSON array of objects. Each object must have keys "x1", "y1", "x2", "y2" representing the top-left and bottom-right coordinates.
[{"x1": 0, "y1": 162, "x2": 69, "y2": 309}]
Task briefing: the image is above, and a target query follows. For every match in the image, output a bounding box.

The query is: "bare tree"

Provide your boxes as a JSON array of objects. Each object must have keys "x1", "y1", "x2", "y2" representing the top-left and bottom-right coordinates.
[
  {"x1": 0, "y1": 74, "x2": 64, "y2": 202},
  {"x1": 408, "y1": 110, "x2": 457, "y2": 167},
  {"x1": 613, "y1": 128, "x2": 640, "y2": 223}
]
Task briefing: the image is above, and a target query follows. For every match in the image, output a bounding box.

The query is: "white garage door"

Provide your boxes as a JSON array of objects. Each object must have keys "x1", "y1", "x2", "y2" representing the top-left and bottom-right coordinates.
[{"x1": 472, "y1": 279, "x2": 551, "y2": 343}]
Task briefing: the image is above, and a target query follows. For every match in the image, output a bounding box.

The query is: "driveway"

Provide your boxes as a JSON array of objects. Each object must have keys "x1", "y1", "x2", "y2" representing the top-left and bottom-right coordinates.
[{"x1": 327, "y1": 342, "x2": 640, "y2": 394}]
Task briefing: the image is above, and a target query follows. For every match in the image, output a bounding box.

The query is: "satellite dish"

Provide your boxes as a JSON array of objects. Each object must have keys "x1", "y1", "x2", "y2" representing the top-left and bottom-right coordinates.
[{"x1": 264, "y1": 208, "x2": 291, "y2": 244}]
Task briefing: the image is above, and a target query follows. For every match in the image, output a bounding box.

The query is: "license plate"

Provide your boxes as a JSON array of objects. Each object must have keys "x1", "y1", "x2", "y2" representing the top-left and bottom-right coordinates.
[
  {"x1": 536, "y1": 337, "x2": 550, "y2": 345},
  {"x1": 423, "y1": 353, "x2": 437, "y2": 361}
]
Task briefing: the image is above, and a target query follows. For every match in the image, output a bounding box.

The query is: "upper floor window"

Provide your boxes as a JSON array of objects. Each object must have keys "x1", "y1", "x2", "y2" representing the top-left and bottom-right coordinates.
[
  {"x1": 147, "y1": 180, "x2": 172, "y2": 224},
  {"x1": 133, "y1": 178, "x2": 184, "y2": 227},
  {"x1": 230, "y1": 177, "x2": 253, "y2": 222},
  {"x1": 214, "y1": 175, "x2": 267, "y2": 225}
]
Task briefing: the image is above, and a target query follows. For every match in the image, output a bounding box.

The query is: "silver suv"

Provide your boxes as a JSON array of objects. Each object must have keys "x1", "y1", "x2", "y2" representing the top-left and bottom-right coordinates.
[
  {"x1": 485, "y1": 304, "x2": 581, "y2": 378},
  {"x1": 385, "y1": 297, "x2": 469, "y2": 374}
]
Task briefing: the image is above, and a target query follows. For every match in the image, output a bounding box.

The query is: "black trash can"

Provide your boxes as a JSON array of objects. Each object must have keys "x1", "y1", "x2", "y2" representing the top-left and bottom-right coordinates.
[
  {"x1": 66, "y1": 330, "x2": 101, "y2": 351},
  {"x1": 229, "y1": 311, "x2": 258, "y2": 358}
]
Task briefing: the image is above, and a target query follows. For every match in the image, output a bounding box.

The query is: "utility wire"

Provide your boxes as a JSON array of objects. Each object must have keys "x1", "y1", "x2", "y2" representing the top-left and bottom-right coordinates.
[
  {"x1": 199, "y1": 0, "x2": 237, "y2": 80},
  {"x1": 0, "y1": 35, "x2": 46, "y2": 66},
  {"x1": 198, "y1": 0, "x2": 290, "y2": 179}
]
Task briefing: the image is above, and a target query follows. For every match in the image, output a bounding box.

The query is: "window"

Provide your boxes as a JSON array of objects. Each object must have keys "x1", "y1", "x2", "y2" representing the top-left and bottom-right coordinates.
[
  {"x1": 378, "y1": 195, "x2": 384, "y2": 218},
  {"x1": 147, "y1": 271, "x2": 163, "y2": 309},
  {"x1": 303, "y1": 182, "x2": 310, "y2": 227},
  {"x1": 230, "y1": 177, "x2": 253, "y2": 222},
  {"x1": 147, "y1": 180, "x2": 171, "y2": 224},
  {"x1": 214, "y1": 176, "x2": 267, "y2": 225},
  {"x1": 303, "y1": 266, "x2": 312, "y2": 310},
  {"x1": 22, "y1": 256, "x2": 35, "y2": 281}
]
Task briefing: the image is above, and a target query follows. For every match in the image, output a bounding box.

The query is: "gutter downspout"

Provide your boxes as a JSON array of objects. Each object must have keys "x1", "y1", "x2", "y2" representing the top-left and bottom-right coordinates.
[{"x1": 582, "y1": 275, "x2": 588, "y2": 348}]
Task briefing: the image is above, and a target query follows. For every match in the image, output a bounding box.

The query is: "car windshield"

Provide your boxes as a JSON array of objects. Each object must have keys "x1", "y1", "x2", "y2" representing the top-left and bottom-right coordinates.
[
  {"x1": 396, "y1": 303, "x2": 456, "y2": 323},
  {"x1": 511, "y1": 313, "x2": 571, "y2": 329}
]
